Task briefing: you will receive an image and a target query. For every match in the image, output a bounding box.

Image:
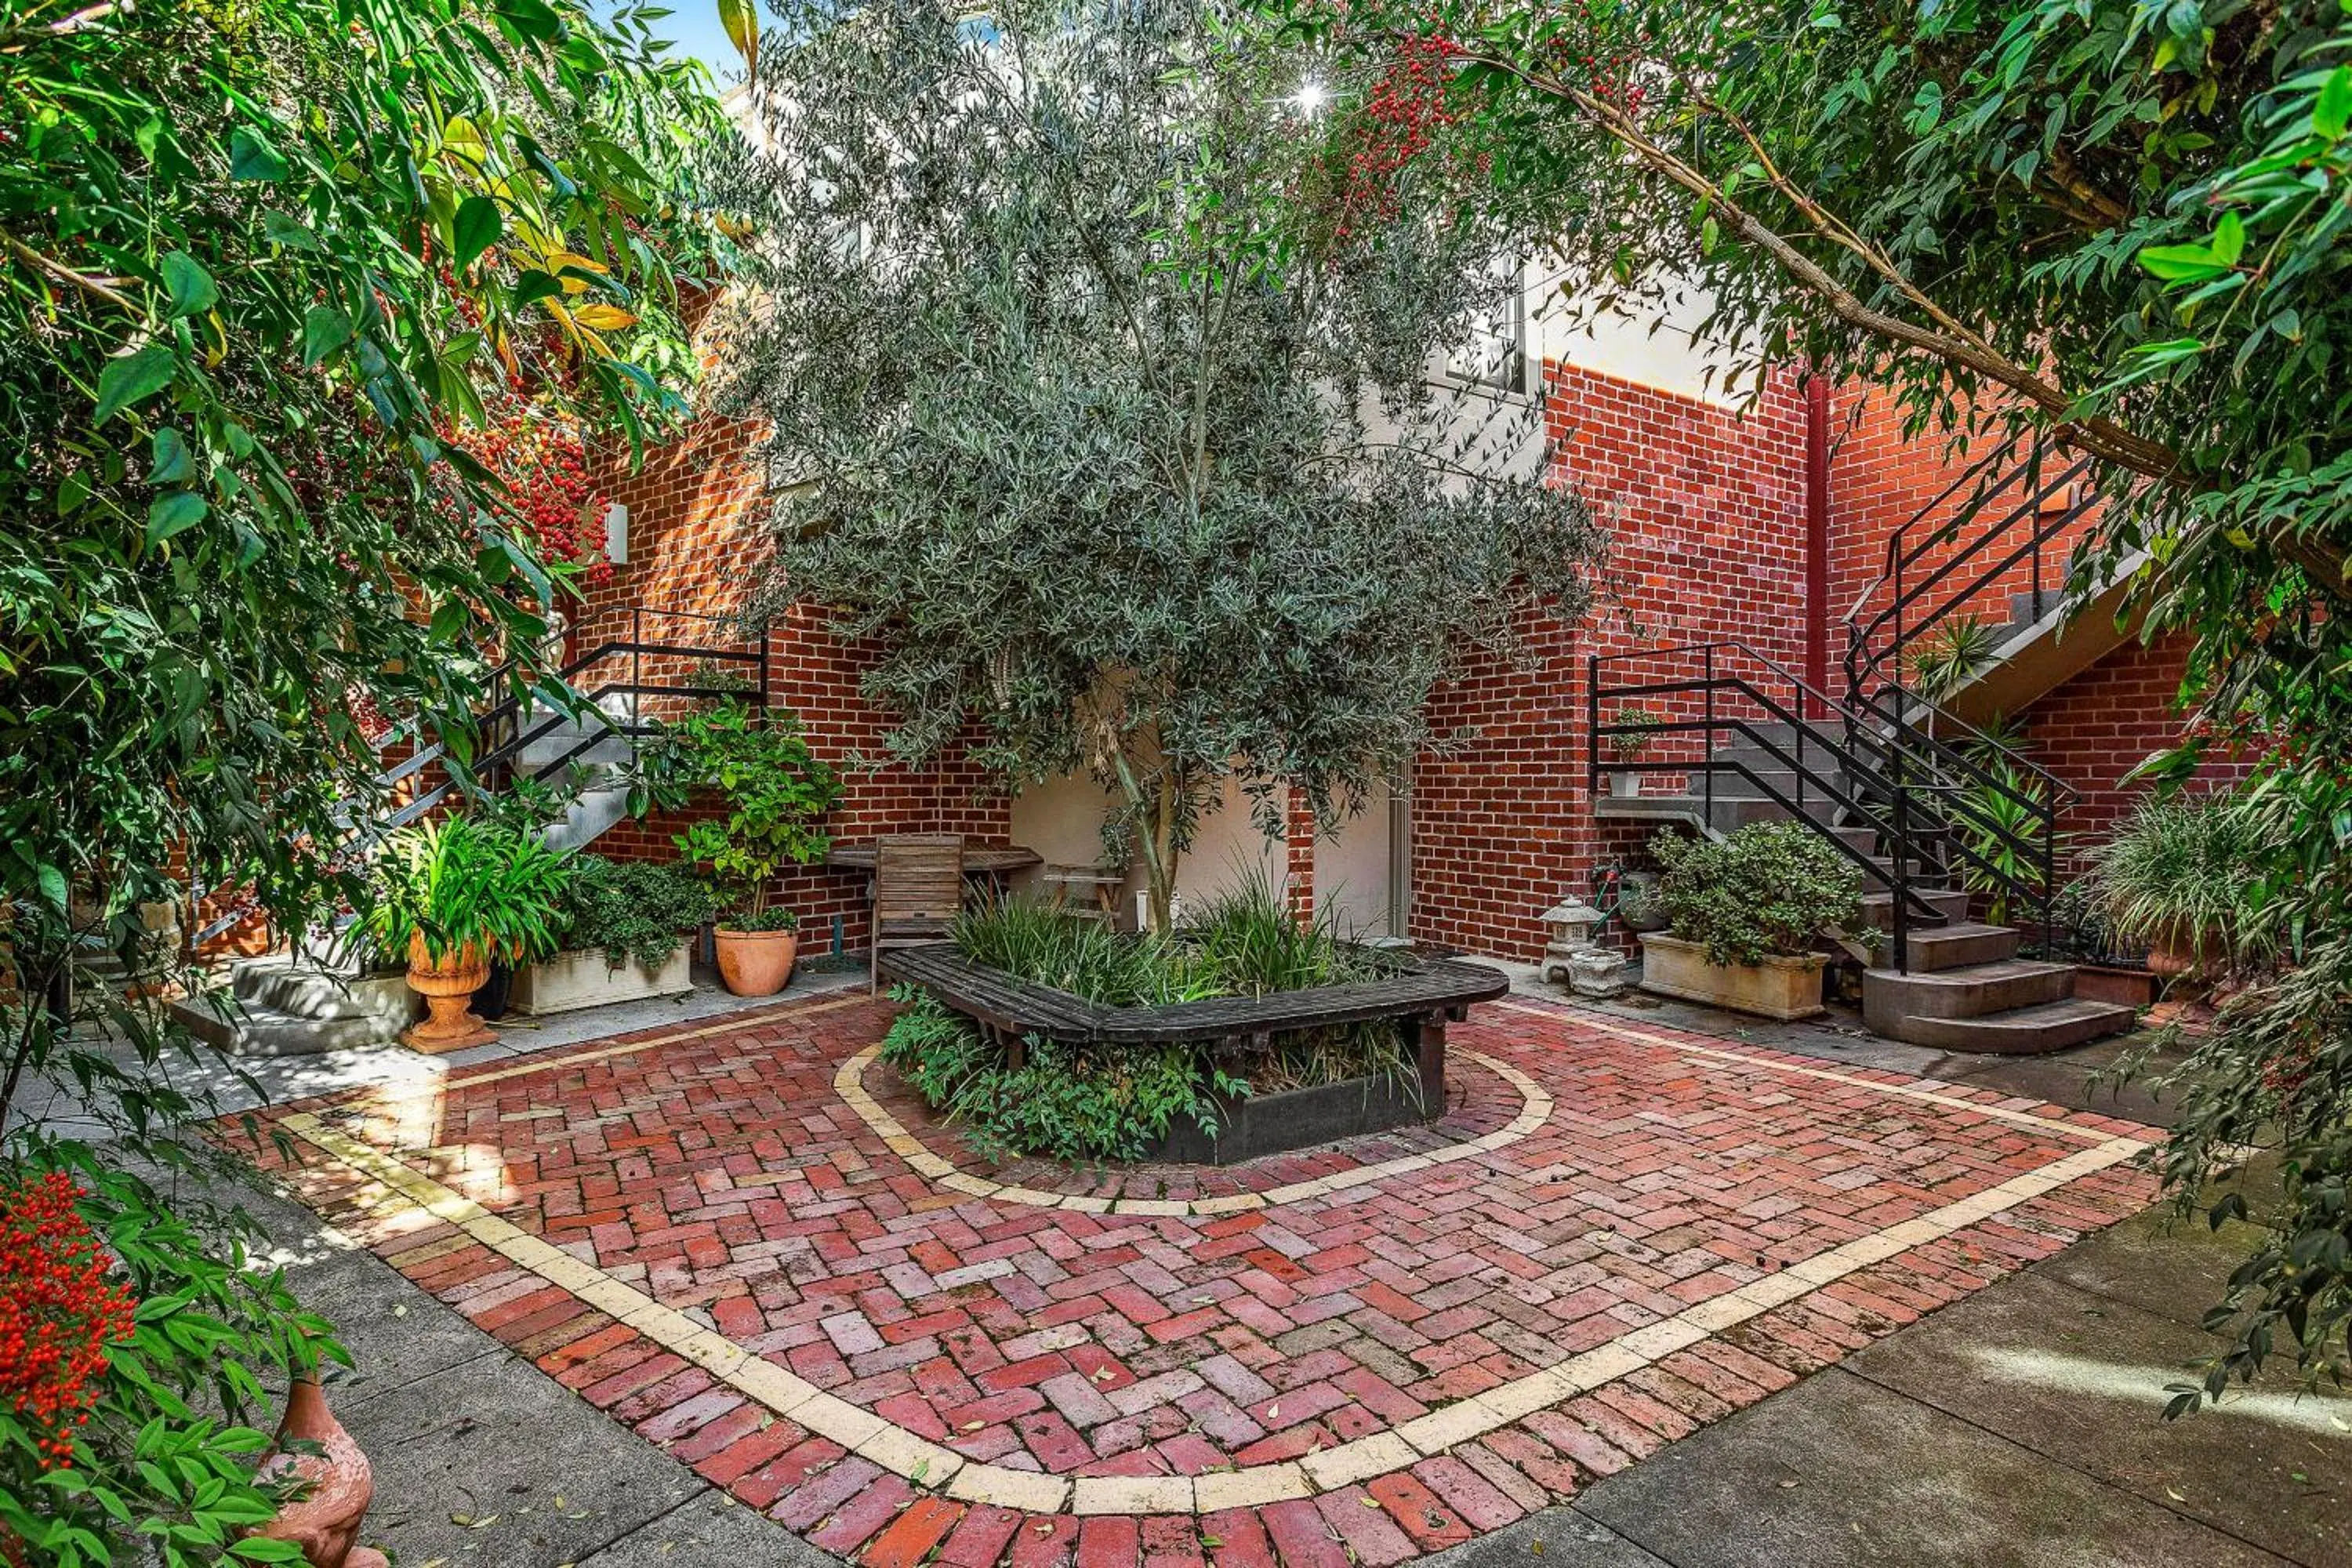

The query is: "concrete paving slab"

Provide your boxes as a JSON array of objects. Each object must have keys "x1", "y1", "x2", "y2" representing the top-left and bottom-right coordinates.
[
  {"x1": 575, "y1": 1488, "x2": 845, "y2": 1568},
  {"x1": 2034, "y1": 1196, "x2": 2270, "y2": 1330},
  {"x1": 340, "y1": 1352, "x2": 708, "y2": 1566},
  {"x1": 1846, "y1": 1269, "x2": 2352, "y2": 1566},
  {"x1": 1574, "y1": 1368, "x2": 2291, "y2": 1568},
  {"x1": 1416, "y1": 1506, "x2": 1672, "y2": 1567}
]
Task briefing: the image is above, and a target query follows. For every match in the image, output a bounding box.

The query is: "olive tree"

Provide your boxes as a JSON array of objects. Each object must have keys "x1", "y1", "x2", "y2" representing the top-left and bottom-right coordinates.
[{"x1": 714, "y1": 0, "x2": 1603, "y2": 927}]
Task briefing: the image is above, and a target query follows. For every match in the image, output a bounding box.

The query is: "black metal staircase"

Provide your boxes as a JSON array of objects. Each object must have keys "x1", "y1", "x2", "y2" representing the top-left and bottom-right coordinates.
[
  {"x1": 1590, "y1": 436, "x2": 2137, "y2": 1054},
  {"x1": 189, "y1": 604, "x2": 764, "y2": 953}
]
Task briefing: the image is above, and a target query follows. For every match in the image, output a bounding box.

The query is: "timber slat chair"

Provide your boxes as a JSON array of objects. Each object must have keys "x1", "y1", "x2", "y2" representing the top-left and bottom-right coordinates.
[{"x1": 870, "y1": 833, "x2": 966, "y2": 994}]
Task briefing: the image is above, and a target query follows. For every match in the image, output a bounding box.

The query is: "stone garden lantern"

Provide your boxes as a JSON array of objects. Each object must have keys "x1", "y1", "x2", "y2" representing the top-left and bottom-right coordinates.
[{"x1": 1539, "y1": 896, "x2": 1629, "y2": 997}]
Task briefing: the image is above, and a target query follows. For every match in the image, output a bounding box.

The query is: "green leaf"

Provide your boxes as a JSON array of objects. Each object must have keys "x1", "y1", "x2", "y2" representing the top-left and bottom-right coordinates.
[
  {"x1": 262, "y1": 211, "x2": 318, "y2": 249},
  {"x1": 93, "y1": 344, "x2": 179, "y2": 424},
  {"x1": 2139, "y1": 244, "x2": 2228, "y2": 282},
  {"x1": 158, "y1": 251, "x2": 218, "y2": 317},
  {"x1": 2314, "y1": 65, "x2": 2352, "y2": 140},
  {"x1": 302, "y1": 306, "x2": 354, "y2": 366},
  {"x1": 147, "y1": 491, "x2": 209, "y2": 548},
  {"x1": 2210, "y1": 210, "x2": 2245, "y2": 267},
  {"x1": 719, "y1": 0, "x2": 758, "y2": 68},
  {"x1": 37, "y1": 862, "x2": 68, "y2": 911},
  {"x1": 227, "y1": 125, "x2": 288, "y2": 182},
  {"x1": 149, "y1": 427, "x2": 194, "y2": 485},
  {"x1": 453, "y1": 194, "x2": 503, "y2": 270}
]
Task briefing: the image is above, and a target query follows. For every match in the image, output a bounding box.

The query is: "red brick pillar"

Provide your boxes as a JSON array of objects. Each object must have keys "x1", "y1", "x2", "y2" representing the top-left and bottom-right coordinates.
[{"x1": 1285, "y1": 786, "x2": 1316, "y2": 924}]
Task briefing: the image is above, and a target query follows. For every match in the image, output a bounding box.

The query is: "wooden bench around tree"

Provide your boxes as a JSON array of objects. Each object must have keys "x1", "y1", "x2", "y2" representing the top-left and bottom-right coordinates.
[{"x1": 877, "y1": 942, "x2": 1508, "y2": 1108}]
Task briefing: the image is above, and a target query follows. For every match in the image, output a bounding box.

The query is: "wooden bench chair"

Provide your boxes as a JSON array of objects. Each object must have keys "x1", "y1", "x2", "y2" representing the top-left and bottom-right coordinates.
[{"x1": 871, "y1": 833, "x2": 965, "y2": 994}]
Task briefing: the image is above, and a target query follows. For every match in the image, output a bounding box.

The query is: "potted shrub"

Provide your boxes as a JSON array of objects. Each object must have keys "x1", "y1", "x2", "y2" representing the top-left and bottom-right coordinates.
[
  {"x1": 1605, "y1": 704, "x2": 1662, "y2": 797},
  {"x1": 367, "y1": 818, "x2": 571, "y2": 1052},
  {"x1": 646, "y1": 702, "x2": 842, "y2": 996},
  {"x1": 1613, "y1": 868, "x2": 1669, "y2": 932},
  {"x1": 1638, "y1": 823, "x2": 1861, "y2": 1020},
  {"x1": 514, "y1": 855, "x2": 718, "y2": 1014},
  {"x1": 2086, "y1": 794, "x2": 2273, "y2": 982}
]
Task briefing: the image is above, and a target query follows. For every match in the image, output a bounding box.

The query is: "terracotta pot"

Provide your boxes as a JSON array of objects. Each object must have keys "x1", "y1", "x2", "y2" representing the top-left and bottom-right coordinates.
[
  {"x1": 714, "y1": 927, "x2": 798, "y2": 996},
  {"x1": 2146, "y1": 921, "x2": 2215, "y2": 984},
  {"x1": 401, "y1": 934, "x2": 495, "y2": 1053},
  {"x1": 250, "y1": 1373, "x2": 390, "y2": 1568}
]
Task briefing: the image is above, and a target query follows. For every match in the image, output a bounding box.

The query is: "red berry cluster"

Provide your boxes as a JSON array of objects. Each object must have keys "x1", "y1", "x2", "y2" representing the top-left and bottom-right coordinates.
[
  {"x1": 446, "y1": 409, "x2": 611, "y2": 585},
  {"x1": 1330, "y1": 32, "x2": 1469, "y2": 238},
  {"x1": 0, "y1": 1172, "x2": 136, "y2": 1471}
]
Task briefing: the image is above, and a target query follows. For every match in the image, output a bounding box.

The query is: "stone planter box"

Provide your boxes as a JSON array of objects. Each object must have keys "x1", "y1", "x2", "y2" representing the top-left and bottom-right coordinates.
[
  {"x1": 2072, "y1": 963, "x2": 2159, "y2": 1010},
  {"x1": 1149, "y1": 1073, "x2": 1431, "y2": 1166},
  {"x1": 1639, "y1": 932, "x2": 1828, "y2": 1021},
  {"x1": 511, "y1": 943, "x2": 694, "y2": 1016}
]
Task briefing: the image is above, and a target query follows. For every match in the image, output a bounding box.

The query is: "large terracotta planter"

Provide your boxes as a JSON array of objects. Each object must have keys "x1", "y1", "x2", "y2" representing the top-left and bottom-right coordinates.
[
  {"x1": 401, "y1": 935, "x2": 495, "y2": 1053},
  {"x1": 713, "y1": 927, "x2": 797, "y2": 996},
  {"x1": 1639, "y1": 932, "x2": 1828, "y2": 1021},
  {"x1": 250, "y1": 1373, "x2": 389, "y2": 1568}
]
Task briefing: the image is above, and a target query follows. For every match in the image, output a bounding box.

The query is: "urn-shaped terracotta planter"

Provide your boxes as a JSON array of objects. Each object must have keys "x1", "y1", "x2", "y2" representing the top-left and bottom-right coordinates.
[
  {"x1": 251, "y1": 1373, "x2": 390, "y2": 1568},
  {"x1": 401, "y1": 934, "x2": 495, "y2": 1053},
  {"x1": 713, "y1": 927, "x2": 797, "y2": 996}
]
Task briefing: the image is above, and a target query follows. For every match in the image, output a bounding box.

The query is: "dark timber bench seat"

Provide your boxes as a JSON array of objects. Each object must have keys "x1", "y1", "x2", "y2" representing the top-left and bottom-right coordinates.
[{"x1": 877, "y1": 942, "x2": 1509, "y2": 1109}]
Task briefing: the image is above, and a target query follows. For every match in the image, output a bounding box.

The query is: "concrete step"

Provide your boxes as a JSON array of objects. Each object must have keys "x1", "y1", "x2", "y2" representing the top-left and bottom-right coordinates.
[
  {"x1": 1862, "y1": 958, "x2": 2076, "y2": 1022},
  {"x1": 169, "y1": 992, "x2": 413, "y2": 1057},
  {"x1": 1904, "y1": 922, "x2": 2020, "y2": 973},
  {"x1": 1858, "y1": 888, "x2": 1973, "y2": 931},
  {"x1": 230, "y1": 958, "x2": 412, "y2": 1023},
  {"x1": 543, "y1": 782, "x2": 636, "y2": 855},
  {"x1": 1867, "y1": 996, "x2": 2139, "y2": 1054},
  {"x1": 516, "y1": 721, "x2": 633, "y2": 770}
]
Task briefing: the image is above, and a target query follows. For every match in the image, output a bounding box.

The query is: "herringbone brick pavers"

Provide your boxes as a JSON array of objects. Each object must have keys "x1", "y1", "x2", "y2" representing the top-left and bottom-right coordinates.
[{"x1": 227, "y1": 990, "x2": 2159, "y2": 1565}]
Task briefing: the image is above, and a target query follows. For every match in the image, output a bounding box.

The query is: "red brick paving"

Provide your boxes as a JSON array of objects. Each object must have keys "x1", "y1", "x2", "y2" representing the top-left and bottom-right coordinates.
[{"x1": 231, "y1": 993, "x2": 2158, "y2": 1565}]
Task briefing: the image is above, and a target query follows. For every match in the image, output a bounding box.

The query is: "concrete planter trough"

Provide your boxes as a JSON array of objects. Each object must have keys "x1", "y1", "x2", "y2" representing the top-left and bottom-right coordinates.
[
  {"x1": 1639, "y1": 931, "x2": 1828, "y2": 1021},
  {"x1": 511, "y1": 942, "x2": 694, "y2": 1016}
]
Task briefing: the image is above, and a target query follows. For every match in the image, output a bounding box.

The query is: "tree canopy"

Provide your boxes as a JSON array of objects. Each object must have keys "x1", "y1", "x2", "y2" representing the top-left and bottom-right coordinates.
[
  {"x1": 0, "y1": 0, "x2": 727, "y2": 1552},
  {"x1": 716, "y1": 0, "x2": 1605, "y2": 924},
  {"x1": 1286, "y1": 0, "x2": 2352, "y2": 1403}
]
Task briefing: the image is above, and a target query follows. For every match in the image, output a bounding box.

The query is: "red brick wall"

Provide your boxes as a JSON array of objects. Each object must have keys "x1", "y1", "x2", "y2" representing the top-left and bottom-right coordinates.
[
  {"x1": 580, "y1": 408, "x2": 1010, "y2": 954},
  {"x1": 1827, "y1": 388, "x2": 2101, "y2": 687},
  {"x1": 2016, "y1": 632, "x2": 2238, "y2": 844},
  {"x1": 1406, "y1": 362, "x2": 1810, "y2": 960}
]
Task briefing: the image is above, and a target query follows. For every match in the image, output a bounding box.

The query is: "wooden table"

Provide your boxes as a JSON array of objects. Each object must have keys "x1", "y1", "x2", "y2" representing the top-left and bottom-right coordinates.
[
  {"x1": 1041, "y1": 863, "x2": 1127, "y2": 920},
  {"x1": 822, "y1": 843, "x2": 1043, "y2": 876}
]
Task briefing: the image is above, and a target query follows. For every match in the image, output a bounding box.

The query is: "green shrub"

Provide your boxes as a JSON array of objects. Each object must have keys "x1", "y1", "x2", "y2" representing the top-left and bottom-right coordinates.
[
  {"x1": 1650, "y1": 823, "x2": 1862, "y2": 967},
  {"x1": 879, "y1": 993, "x2": 1236, "y2": 1163},
  {"x1": 2087, "y1": 795, "x2": 2277, "y2": 969},
  {"x1": 635, "y1": 702, "x2": 843, "y2": 921},
  {"x1": 367, "y1": 817, "x2": 572, "y2": 965},
  {"x1": 557, "y1": 855, "x2": 717, "y2": 970}
]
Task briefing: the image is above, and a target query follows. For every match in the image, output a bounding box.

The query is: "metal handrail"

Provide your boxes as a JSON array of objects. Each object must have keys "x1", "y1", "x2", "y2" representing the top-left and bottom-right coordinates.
[
  {"x1": 1590, "y1": 637, "x2": 2062, "y2": 971},
  {"x1": 190, "y1": 608, "x2": 769, "y2": 949}
]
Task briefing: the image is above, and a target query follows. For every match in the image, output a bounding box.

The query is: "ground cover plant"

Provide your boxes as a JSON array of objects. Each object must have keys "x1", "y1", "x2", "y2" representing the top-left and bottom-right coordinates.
[{"x1": 880, "y1": 875, "x2": 1416, "y2": 1161}]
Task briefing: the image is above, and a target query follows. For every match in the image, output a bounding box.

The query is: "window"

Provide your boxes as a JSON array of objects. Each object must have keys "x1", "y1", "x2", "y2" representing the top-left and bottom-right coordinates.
[{"x1": 1446, "y1": 256, "x2": 1527, "y2": 396}]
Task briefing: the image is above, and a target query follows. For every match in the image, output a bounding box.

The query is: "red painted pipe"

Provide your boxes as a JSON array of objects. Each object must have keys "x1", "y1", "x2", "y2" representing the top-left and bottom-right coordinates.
[{"x1": 1804, "y1": 372, "x2": 1831, "y2": 713}]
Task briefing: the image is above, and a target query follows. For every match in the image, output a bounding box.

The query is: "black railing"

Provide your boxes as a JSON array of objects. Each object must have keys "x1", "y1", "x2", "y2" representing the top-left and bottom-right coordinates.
[
  {"x1": 1844, "y1": 433, "x2": 2100, "y2": 706},
  {"x1": 1590, "y1": 639, "x2": 2067, "y2": 972},
  {"x1": 191, "y1": 604, "x2": 766, "y2": 949}
]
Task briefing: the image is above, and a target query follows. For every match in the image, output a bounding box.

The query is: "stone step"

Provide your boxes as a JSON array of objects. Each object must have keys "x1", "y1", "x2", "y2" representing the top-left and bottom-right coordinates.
[
  {"x1": 231, "y1": 958, "x2": 412, "y2": 1023},
  {"x1": 542, "y1": 781, "x2": 637, "y2": 855},
  {"x1": 169, "y1": 991, "x2": 413, "y2": 1057},
  {"x1": 1858, "y1": 888, "x2": 1973, "y2": 931},
  {"x1": 516, "y1": 721, "x2": 633, "y2": 770},
  {"x1": 1904, "y1": 922, "x2": 2020, "y2": 973},
  {"x1": 1862, "y1": 958, "x2": 2077, "y2": 1022},
  {"x1": 1867, "y1": 996, "x2": 2138, "y2": 1055}
]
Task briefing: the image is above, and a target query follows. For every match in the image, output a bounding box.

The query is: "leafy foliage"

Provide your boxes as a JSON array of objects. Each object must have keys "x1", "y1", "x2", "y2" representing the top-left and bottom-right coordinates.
[
  {"x1": 366, "y1": 816, "x2": 574, "y2": 966},
  {"x1": 1650, "y1": 824, "x2": 1861, "y2": 967},
  {"x1": 554, "y1": 854, "x2": 717, "y2": 970},
  {"x1": 637, "y1": 702, "x2": 842, "y2": 920},
  {"x1": 0, "y1": 1157, "x2": 345, "y2": 1568},
  {"x1": 2087, "y1": 795, "x2": 2278, "y2": 974},
  {"x1": 880, "y1": 992, "x2": 1236, "y2": 1164},
  {"x1": 1, "y1": 0, "x2": 724, "y2": 1553},
  {"x1": 713, "y1": 0, "x2": 1605, "y2": 927}
]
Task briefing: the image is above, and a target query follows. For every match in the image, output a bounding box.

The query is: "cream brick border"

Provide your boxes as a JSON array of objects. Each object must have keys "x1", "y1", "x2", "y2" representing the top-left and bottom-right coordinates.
[
  {"x1": 280, "y1": 1020, "x2": 2152, "y2": 1516},
  {"x1": 832, "y1": 1045, "x2": 1555, "y2": 1218}
]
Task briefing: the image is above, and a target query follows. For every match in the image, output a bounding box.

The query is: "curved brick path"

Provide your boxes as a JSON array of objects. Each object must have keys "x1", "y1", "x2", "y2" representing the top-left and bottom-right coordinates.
[{"x1": 237, "y1": 991, "x2": 2159, "y2": 1567}]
